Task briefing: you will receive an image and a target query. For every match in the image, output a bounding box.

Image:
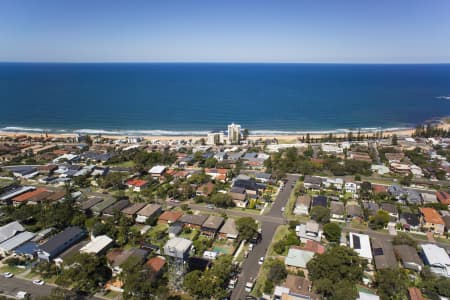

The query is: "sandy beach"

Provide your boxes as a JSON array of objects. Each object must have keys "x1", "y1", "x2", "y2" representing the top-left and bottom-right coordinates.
[
  {"x1": 1, "y1": 120, "x2": 448, "y2": 143},
  {"x1": 0, "y1": 127, "x2": 418, "y2": 143}
]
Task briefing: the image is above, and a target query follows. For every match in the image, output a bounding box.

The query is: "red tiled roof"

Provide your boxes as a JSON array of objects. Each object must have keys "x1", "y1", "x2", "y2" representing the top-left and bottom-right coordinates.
[
  {"x1": 420, "y1": 207, "x2": 445, "y2": 225},
  {"x1": 372, "y1": 184, "x2": 387, "y2": 194},
  {"x1": 436, "y1": 191, "x2": 450, "y2": 205},
  {"x1": 13, "y1": 188, "x2": 49, "y2": 203},
  {"x1": 158, "y1": 211, "x2": 183, "y2": 222},
  {"x1": 301, "y1": 240, "x2": 325, "y2": 254},
  {"x1": 126, "y1": 179, "x2": 148, "y2": 187},
  {"x1": 146, "y1": 256, "x2": 166, "y2": 273}
]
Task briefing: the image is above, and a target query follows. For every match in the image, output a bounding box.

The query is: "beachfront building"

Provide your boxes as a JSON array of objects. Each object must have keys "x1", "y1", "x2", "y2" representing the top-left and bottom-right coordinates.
[
  {"x1": 227, "y1": 123, "x2": 241, "y2": 144},
  {"x1": 206, "y1": 131, "x2": 225, "y2": 145}
]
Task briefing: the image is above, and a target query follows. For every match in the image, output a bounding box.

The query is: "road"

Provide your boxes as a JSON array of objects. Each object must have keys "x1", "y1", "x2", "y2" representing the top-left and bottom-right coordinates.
[
  {"x1": 0, "y1": 276, "x2": 55, "y2": 299},
  {"x1": 231, "y1": 174, "x2": 298, "y2": 300}
]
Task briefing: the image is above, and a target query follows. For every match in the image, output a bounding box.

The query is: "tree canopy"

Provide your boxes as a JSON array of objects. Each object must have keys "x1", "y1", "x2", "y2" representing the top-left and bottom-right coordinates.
[
  {"x1": 235, "y1": 217, "x2": 258, "y2": 241},
  {"x1": 307, "y1": 246, "x2": 366, "y2": 300}
]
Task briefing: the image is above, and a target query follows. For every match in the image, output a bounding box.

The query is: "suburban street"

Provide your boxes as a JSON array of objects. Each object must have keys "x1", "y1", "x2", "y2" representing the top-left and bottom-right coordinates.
[
  {"x1": 0, "y1": 276, "x2": 55, "y2": 299},
  {"x1": 231, "y1": 174, "x2": 298, "y2": 300}
]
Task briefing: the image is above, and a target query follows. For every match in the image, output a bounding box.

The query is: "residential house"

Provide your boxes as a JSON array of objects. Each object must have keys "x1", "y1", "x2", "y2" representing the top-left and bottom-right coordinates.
[
  {"x1": 420, "y1": 244, "x2": 450, "y2": 277},
  {"x1": 158, "y1": 211, "x2": 183, "y2": 225},
  {"x1": 229, "y1": 186, "x2": 247, "y2": 208},
  {"x1": 293, "y1": 195, "x2": 311, "y2": 216},
  {"x1": 126, "y1": 179, "x2": 148, "y2": 192},
  {"x1": 419, "y1": 207, "x2": 445, "y2": 236},
  {"x1": 204, "y1": 168, "x2": 228, "y2": 182},
  {"x1": 12, "y1": 188, "x2": 53, "y2": 205},
  {"x1": 380, "y1": 203, "x2": 399, "y2": 221},
  {"x1": 421, "y1": 193, "x2": 438, "y2": 204},
  {"x1": 80, "y1": 235, "x2": 114, "y2": 255},
  {"x1": 388, "y1": 184, "x2": 406, "y2": 200},
  {"x1": 393, "y1": 245, "x2": 423, "y2": 272},
  {"x1": 102, "y1": 199, "x2": 130, "y2": 217},
  {"x1": 179, "y1": 214, "x2": 209, "y2": 229},
  {"x1": 399, "y1": 212, "x2": 420, "y2": 232},
  {"x1": 371, "y1": 238, "x2": 397, "y2": 270},
  {"x1": 324, "y1": 178, "x2": 343, "y2": 190},
  {"x1": 311, "y1": 195, "x2": 327, "y2": 208},
  {"x1": 145, "y1": 256, "x2": 166, "y2": 280},
  {"x1": 196, "y1": 182, "x2": 215, "y2": 197},
  {"x1": 163, "y1": 237, "x2": 192, "y2": 260},
  {"x1": 363, "y1": 202, "x2": 380, "y2": 217},
  {"x1": 168, "y1": 223, "x2": 183, "y2": 238},
  {"x1": 0, "y1": 231, "x2": 35, "y2": 256},
  {"x1": 296, "y1": 220, "x2": 321, "y2": 243},
  {"x1": 436, "y1": 191, "x2": 450, "y2": 206},
  {"x1": 328, "y1": 201, "x2": 345, "y2": 220},
  {"x1": 273, "y1": 274, "x2": 320, "y2": 300},
  {"x1": 303, "y1": 175, "x2": 322, "y2": 190},
  {"x1": 107, "y1": 248, "x2": 148, "y2": 275},
  {"x1": 218, "y1": 218, "x2": 239, "y2": 240},
  {"x1": 372, "y1": 184, "x2": 387, "y2": 194},
  {"x1": 79, "y1": 197, "x2": 104, "y2": 213},
  {"x1": 135, "y1": 204, "x2": 162, "y2": 224},
  {"x1": 406, "y1": 190, "x2": 422, "y2": 205},
  {"x1": 0, "y1": 221, "x2": 25, "y2": 243},
  {"x1": 233, "y1": 178, "x2": 264, "y2": 196},
  {"x1": 345, "y1": 182, "x2": 358, "y2": 194},
  {"x1": 91, "y1": 198, "x2": 118, "y2": 215},
  {"x1": 38, "y1": 226, "x2": 87, "y2": 261},
  {"x1": 201, "y1": 215, "x2": 224, "y2": 238},
  {"x1": 300, "y1": 240, "x2": 325, "y2": 255},
  {"x1": 346, "y1": 202, "x2": 363, "y2": 219},
  {"x1": 148, "y1": 165, "x2": 166, "y2": 180},
  {"x1": 349, "y1": 232, "x2": 373, "y2": 263},
  {"x1": 284, "y1": 247, "x2": 315, "y2": 271},
  {"x1": 121, "y1": 203, "x2": 146, "y2": 219}
]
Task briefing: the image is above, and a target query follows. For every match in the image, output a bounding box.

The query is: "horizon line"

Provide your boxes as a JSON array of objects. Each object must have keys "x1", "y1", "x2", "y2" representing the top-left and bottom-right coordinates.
[{"x1": 1, "y1": 60, "x2": 450, "y2": 65}]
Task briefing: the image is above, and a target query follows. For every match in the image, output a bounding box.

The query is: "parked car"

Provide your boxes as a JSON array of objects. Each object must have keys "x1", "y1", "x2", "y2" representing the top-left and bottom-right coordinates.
[
  {"x1": 16, "y1": 292, "x2": 29, "y2": 299},
  {"x1": 33, "y1": 279, "x2": 45, "y2": 286},
  {"x1": 3, "y1": 272, "x2": 13, "y2": 278},
  {"x1": 258, "y1": 257, "x2": 264, "y2": 265},
  {"x1": 245, "y1": 278, "x2": 255, "y2": 292}
]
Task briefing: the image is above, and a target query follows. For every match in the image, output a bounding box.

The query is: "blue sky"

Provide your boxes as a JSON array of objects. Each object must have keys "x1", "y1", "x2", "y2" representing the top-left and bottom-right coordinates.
[{"x1": 1, "y1": 0, "x2": 450, "y2": 63}]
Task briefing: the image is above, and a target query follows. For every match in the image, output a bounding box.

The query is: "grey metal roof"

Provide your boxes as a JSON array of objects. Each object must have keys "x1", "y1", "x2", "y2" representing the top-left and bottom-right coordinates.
[{"x1": 39, "y1": 226, "x2": 86, "y2": 256}]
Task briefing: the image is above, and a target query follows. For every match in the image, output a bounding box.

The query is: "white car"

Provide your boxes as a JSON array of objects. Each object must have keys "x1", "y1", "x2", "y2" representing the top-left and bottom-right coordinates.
[
  {"x1": 16, "y1": 291, "x2": 29, "y2": 299},
  {"x1": 281, "y1": 207, "x2": 286, "y2": 212},
  {"x1": 3, "y1": 272, "x2": 13, "y2": 278},
  {"x1": 258, "y1": 257, "x2": 264, "y2": 265},
  {"x1": 33, "y1": 279, "x2": 45, "y2": 285}
]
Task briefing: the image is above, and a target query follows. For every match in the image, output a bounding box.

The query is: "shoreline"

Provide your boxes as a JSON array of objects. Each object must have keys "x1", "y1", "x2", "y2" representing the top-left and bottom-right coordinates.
[{"x1": 1, "y1": 119, "x2": 448, "y2": 143}]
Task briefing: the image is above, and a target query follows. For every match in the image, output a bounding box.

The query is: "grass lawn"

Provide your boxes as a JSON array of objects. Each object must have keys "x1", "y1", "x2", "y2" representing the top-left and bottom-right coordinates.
[
  {"x1": 102, "y1": 290, "x2": 122, "y2": 299},
  {"x1": 180, "y1": 229, "x2": 199, "y2": 240},
  {"x1": 109, "y1": 161, "x2": 135, "y2": 168},
  {"x1": 267, "y1": 225, "x2": 289, "y2": 257},
  {"x1": 0, "y1": 265, "x2": 26, "y2": 275},
  {"x1": 229, "y1": 207, "x2": 261, "y2": 215},
  {"x1": 285, "y1": 181, "x2": 303, "y2": 220},
  {"x1": 350, "y1": 219, "x2": 368, "y2": 231}
]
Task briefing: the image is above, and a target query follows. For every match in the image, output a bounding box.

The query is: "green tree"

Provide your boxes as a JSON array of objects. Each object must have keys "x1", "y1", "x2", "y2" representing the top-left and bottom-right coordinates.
[
  {"x1": 375, "y1": 268, "x2": 408, "y2": 300},
  {"x1": 307, "y1": 246, "x2": 366, "y2": 300},
  {"x1": 266, "y1": 259, "x2": 287, "y2": 284},
  {"x1": 369, "y1": 210, "x2": 390, "y2": 230},
  {"x1": 55, "y1": 253, "x2": 111, "y2": 295},
  {"x1": 236, "y1": 217, "x2": 258, "y2": 241},
  {"x1": 310, "y1": 206, "x2": 330, "y2": 224},
  {"x1": 210, "y1": 193, "x2": 234, "y2": 208},
  {"x1": 323, "y1": 223, "x2": 342, "y2": 243}
]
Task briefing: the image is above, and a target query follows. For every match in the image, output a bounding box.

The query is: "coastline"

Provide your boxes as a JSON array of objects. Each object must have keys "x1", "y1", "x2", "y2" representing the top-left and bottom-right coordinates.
[{"x1": 1, "y1": 119, "x2": 448, "y2": 143}]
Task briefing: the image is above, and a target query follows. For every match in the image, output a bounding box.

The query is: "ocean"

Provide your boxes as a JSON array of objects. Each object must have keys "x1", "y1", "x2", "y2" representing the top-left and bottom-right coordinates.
[{"x1": 0, "y1": 63, "x2": 449, "y2": 136}]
